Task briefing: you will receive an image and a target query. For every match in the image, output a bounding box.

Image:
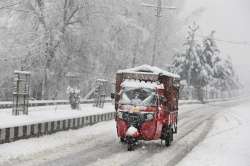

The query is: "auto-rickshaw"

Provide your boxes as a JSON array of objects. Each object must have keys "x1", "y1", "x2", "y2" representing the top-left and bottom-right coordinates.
[{"x1": 112, "y1": 65, "x2": 180, "y2": 151}]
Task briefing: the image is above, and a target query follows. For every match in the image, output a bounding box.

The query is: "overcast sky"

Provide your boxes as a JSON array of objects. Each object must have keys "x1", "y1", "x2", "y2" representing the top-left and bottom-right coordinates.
[{"x1": 183, "y1": 0, "x2": 250, "y2": 86}]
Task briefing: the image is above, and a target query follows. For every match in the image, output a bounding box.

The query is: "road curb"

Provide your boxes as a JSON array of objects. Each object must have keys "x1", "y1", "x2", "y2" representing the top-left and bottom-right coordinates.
[{"x1": 0, "y1": 112, "x2": 115, "y2": 144}]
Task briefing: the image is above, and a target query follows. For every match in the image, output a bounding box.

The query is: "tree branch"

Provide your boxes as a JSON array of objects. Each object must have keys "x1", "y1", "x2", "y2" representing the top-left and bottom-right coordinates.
[
  {"x1": 66, "y1": 6, "x2": 80, "y2": 24},
  {"x1": 0, "y1": 2, "x2": 20, "y2": 10}
]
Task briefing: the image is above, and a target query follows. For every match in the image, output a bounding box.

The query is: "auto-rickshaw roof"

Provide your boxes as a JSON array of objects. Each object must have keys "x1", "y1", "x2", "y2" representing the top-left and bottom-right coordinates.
[
  {"x1": 121, "y1": 79, "x2": 164, "y2": 89},
  {"x1": 117, "y1": 64, "x2": 180, "y2": 79}
]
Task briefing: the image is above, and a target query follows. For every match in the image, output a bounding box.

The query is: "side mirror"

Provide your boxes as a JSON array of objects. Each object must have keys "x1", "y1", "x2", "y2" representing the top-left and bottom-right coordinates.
[{"x1": 111, "y1": 92, "x2": 115, "y2": 99}]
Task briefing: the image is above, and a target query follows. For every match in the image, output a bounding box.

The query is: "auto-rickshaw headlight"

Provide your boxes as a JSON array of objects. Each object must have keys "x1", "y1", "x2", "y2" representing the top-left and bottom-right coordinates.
[
  {"x1": 117, "y1": 111, "x2": 123, "y2": 119},
  {"x1": 145, "y1": 113, "x2": 154, "y2": 121}
]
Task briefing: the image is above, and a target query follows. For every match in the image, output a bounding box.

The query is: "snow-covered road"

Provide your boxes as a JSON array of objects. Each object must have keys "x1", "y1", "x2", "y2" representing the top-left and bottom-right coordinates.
[
  {"x1": 0, "y1": 99, "x2": 249, "y2": 166},
  {"x1": 177, "y1": 101, "x2": 250, "y2": 166}
]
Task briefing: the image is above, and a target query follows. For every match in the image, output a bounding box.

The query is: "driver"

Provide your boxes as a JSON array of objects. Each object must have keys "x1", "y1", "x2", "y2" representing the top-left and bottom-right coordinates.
[{"x1": 131, "y1": 93, "x2": 142, "y2": 105}]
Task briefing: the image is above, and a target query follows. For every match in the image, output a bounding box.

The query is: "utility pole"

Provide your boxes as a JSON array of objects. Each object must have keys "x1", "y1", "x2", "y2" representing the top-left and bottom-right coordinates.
[
  {"x1": 131, "y1": 13, "x2": 142, "y2": 68},
  {"x1": 142, "y1": 0, "x2": 176, "y2": 66},
  {"x1": 131, "y1": 30, "x2": 139, "y2": 67}
]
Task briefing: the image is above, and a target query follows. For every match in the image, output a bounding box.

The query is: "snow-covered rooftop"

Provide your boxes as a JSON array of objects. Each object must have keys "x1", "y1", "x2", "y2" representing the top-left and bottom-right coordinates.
[
  {"x1": 117, "y1": 64, "x2": 180, "y2": 79},
  {"x1": 121, "y1": 79, "x2": 164, "y2": 89}
]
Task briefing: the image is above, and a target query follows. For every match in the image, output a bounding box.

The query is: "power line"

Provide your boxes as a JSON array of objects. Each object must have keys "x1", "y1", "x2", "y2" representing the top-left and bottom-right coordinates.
[{"x1": 197, "y1": 34, "x2": 250, "y2": 46}]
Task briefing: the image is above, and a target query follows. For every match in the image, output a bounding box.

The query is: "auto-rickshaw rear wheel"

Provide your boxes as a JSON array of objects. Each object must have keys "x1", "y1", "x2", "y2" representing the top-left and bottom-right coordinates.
[{"x1": 120, "y1": 137, "x2": 126, "y2": 143}]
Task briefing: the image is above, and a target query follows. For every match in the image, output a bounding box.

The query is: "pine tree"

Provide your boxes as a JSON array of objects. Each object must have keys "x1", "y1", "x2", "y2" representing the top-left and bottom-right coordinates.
[
  {"x1": 173, "y1": 23, "x2": 201, "y2": 99},
  {"x1": 173, "y1": 25, "x2": 240, "y2": 101}
]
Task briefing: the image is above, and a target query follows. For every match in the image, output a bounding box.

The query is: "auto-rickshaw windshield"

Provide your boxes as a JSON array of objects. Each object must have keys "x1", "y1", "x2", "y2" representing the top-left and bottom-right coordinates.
[{"x1": 119, "y1": 87, "x2": 157, "y2": 106}]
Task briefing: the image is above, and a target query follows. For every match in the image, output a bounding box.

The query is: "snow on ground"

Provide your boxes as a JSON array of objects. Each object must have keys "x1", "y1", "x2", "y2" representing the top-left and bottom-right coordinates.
[
  {"x1": 0, "y1": 103, "x2": 203, "y2": 164},
  {"x1": 1, "y1": 100, "x2": 248, "y2": 165},
  {"x1": 0, "y1": 103, "x2": 114, "y2": 128},
  {"x1": 0, "y1": 100, "x2": 68, "y2": 105},
  {"x1": 0, "y1": 120, "x2": 117, "y2": 164},
  {"x1": 177, "y1": 102, "x2": 250, "y2": 166}
]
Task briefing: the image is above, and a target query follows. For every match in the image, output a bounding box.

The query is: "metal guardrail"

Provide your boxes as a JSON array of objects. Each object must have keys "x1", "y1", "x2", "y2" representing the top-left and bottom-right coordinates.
[{"x1": 0, "y1": 99, "x2": 112, "y2": 109}]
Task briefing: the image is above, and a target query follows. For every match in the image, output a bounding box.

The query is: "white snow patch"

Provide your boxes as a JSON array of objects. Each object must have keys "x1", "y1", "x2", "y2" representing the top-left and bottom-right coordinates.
[
  {"x1": 121, "y1": 79, "x2": 163, "y2": 89},
  {"x1": 14, "y1": 70, "x2": 31, "y2": 75},
  {"x1": 118, "y1": 64, "x2": 180, "y2": 79},
  {"x1": 126, "y1": 126, "x2": 138, "y2": 136},
  {"x1": 0, "y1": 103, "x2": 114, "y2": 128}
]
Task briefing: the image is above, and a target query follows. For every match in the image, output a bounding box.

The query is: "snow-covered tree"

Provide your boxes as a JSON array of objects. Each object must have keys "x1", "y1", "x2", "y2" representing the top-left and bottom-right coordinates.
[
  {"x1": 0, "y1": 1, "x2": 222, "y2": 100},
  {"x1": 173, "y1": 23, "x2": 207, "y2": 101},
  {"x1": 173, "y1": 25, "x2": 240, "y2": 101},
  {"x1": 212, "y1": 55, "x2": 239, "y2": 92}
]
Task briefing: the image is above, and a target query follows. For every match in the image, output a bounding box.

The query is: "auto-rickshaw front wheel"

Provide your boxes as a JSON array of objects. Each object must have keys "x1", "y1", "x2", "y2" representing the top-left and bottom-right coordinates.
[
  {"x1": 127, "y1": 143, "x2": 134, "y2": 151},
  {"x1": 126, "y1": 136, "x2": 136, "y2": 151},
  {"x1": 165, "y1": 129, "x2": 173, "y2": 147}
]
